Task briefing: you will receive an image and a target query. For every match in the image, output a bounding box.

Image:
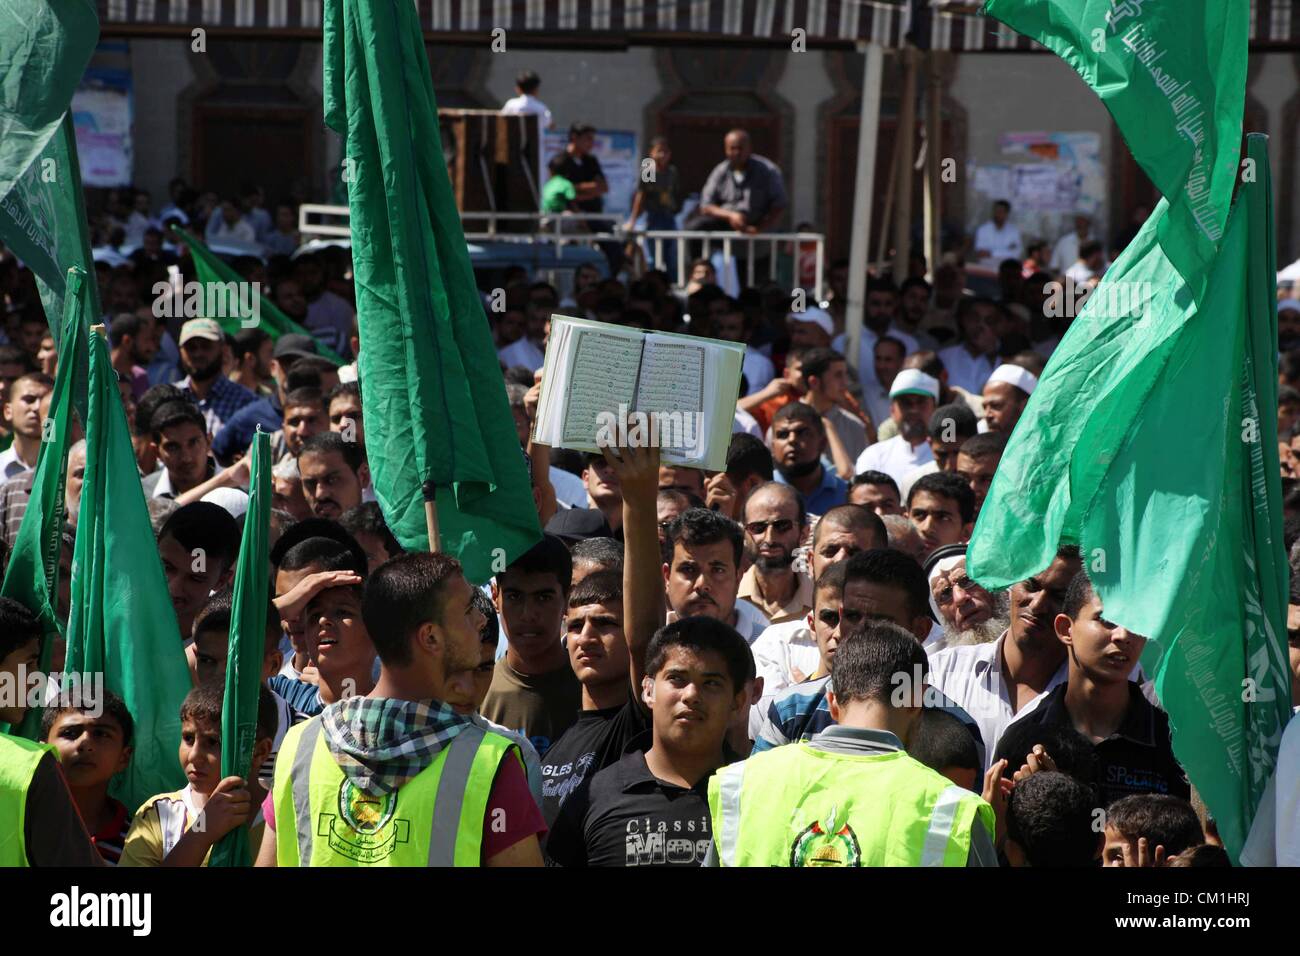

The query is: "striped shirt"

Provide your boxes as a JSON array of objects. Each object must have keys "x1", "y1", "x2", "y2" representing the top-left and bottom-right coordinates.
[
  {"x1": 267, "y1": 674, "x2": 323, "y2": 720},
  {"x1": 90, "y1": 798, "x2": 132, "y2": 865}
]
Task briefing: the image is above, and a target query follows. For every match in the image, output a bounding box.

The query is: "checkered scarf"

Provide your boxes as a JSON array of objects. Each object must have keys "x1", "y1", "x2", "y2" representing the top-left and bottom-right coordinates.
[{"x1": 320, "y1": 697, "x2": 470, "y2": 797}]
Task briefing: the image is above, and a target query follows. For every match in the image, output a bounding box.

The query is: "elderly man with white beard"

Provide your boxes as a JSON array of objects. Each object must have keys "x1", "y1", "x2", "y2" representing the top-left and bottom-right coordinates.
[{"x1": 924, "y1": 546, "x2": 1009, "y2": 654}]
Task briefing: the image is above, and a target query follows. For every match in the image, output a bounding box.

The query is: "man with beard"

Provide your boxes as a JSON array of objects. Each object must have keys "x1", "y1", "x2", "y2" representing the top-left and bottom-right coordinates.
[
  {"x1": 738, "y1": 483, "x2": 812, "y2": 625},
  {"x1": 982, "y1": 364, "x2": 1038, "y2": 435},
  {"x1": 176, "y1": 319, "x2": 257, "y2": 433},
  {"x1": 297, "y1": 432, "x2": 369, "y2": 520},
  {"x1": 770, "y1": 402, "x2": 848, "y2": 515},
  {"x1": 663, "y1": 508, "x2": 770, "y2": 644},
  {"x1": 926, "y1": 545, "x2": 1082, "y2": 768},
  {"x1": 230, "y1": 327, "x2": 273, "y2": 396},
  {"x1": 107, "y1": 313, "x2": 156, "y2": 402},
  {"x1": 257, "y1": 551, "x2": 547, "y2": 867},
  {"x1": 926, "y1": 546, "x2": 1008, "y2": 653},
  {"x1": 900, "y1": 403, "x2": 979, "y2": 500},
  {"x1": 854, "y1": 369, "x2": 939, "y2": 488}
]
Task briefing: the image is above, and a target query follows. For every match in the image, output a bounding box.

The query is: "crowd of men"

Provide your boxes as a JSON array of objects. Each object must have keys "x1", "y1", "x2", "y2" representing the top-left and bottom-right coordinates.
[{"x1": 4, "y1": 124, "x2": 1300, "y2": 867}]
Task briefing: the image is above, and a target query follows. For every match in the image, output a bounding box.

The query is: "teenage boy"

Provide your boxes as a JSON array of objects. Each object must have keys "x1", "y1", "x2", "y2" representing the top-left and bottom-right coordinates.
[
  {"x1": 41, "y1": 691, "x2": 136, "y2": 864},
  {"x1": 544, "y1": 616, "x2": 753, "y2": 867},
  {"x1": 143, "y1": 400, "x2": 220, "y2": 499},
  {"x1": 1003, "y1": 771, "x2": 1102, "y2": 867},
  {"x1": 750, "y1": 561, "x2": 847, "y2": 697},
  {"x1": 120, "y1": 683, "x2": 276, "y2": 866},
  {"x1": 157, "y1": 501, "x2": 241, "y2": 646},
  {"x1": 991, "y1": 571, "x2": 1189, "y2": 806},
  {"x1": 906, "y1": 471, "x2": 975, "y2": 556},
  {"x1": 481, "y1": 534, "x2": 581, "y2": 757}
]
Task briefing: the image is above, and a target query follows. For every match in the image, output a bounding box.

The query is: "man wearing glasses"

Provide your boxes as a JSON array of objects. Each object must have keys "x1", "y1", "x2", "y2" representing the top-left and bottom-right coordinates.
[{"x1": 738, "y1": 483, "x2": 812, "y2": 625}]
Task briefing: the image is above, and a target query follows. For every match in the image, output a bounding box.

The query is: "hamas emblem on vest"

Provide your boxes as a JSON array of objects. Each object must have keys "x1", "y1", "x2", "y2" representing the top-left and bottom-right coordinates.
[
  {"x1": 317, "y1": 778, "x2": 411, "y2": 863},
  {"x1": 790, "y1": 806, "x2": 861, "y2": 867}
]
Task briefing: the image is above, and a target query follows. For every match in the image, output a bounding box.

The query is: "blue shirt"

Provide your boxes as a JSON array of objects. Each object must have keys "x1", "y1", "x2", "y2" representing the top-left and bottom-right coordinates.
[
  {"x1": 774, "y1": 465, "x2": 848, "y2": 516},
  {"x1": 212, "y1": 393, "x2": 283, "y2": 463},
  {"x1": 753, "y1": 674, "x2": 987, "y2": 769},
  {"x1": 181, "y1": 374, "x2": 259, "y2": 434}
]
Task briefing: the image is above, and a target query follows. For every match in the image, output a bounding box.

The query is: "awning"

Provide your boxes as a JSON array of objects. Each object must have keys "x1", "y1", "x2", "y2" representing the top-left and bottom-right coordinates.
[{"x1": 96, "y1": 0, "x2": 1300, "y2": 49}]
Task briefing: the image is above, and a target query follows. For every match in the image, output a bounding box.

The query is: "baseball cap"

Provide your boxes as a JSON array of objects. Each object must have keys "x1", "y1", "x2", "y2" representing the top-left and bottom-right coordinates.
[
  {"x1": 787, "y1": 306, "x2": 834, "y2": 338},
  {"x1": 889, "y1": 368, "x2": 940, "y2": 401},
  {"x1": 986, "y1": 364, "x2": 1039, "y2": 395},
  {"x1": 272, "y1": 333, "x2": 320, "y2": 362},
  {"x1": 178, "y1": 318, "x2": 223, "y2": 346}
]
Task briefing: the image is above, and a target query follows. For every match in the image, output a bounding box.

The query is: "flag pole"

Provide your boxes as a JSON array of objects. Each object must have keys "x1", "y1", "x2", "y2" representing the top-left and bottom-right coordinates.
[{"x1": 422, "y1": 480, "x2": 441, "y2": 552}]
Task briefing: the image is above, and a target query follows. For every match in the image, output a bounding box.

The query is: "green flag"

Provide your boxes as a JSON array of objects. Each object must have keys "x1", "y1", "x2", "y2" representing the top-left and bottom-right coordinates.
[
  {"x1": 968, "y1": 2, "x2": 1287, "y2": 861},
  {"x1": 322, "y1": 0, "x2": 541, "y2": 583},
  {"x1": 65, "y1": 329, "x2": 190, "y2": 814},
  {"x1": 170, "y1": 225, "x2": 344, "y2": 364},
  {"x1": 210, "y1": 429, "x2": 271, "y2": 868},
  {"x1": 0, "y1": 267, "x2": 88, "y2": 739},
  {"x1": 0, "y1": 0, "x2": 102, "y2": 345}
]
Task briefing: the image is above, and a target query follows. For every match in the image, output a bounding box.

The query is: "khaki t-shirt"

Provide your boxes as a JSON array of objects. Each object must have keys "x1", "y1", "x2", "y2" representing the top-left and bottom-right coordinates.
[{"x1": 480, "y1": 658, "x2": 581, "y2": 759}]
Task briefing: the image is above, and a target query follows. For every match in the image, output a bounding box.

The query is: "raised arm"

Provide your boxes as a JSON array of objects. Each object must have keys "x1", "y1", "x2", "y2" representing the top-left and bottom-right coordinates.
[{"x1": 601, "y1": 439, "x2": 662, "y2": 693}]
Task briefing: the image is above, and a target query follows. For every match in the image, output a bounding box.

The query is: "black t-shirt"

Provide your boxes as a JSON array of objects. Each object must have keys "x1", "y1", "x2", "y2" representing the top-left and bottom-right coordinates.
[
  {"x1": 553, "y1": 152, "x2": 605, "y2": 213},
  {"x1": 539, "y1": 691, "x2": 651, "y2": 826},
  {"x1": 992, "y1": 681, "x2": 1190, "y2": 807},
  {"x1": 544, "y1": 732, "x2": 715, "y2": 868}
]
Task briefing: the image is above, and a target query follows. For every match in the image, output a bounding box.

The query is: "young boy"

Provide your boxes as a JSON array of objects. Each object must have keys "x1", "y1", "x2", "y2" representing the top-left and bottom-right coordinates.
[
  {"x1": 906, "y1": 471, "x2": 975, "y2": 556},
  {"x1": 1102, "y1": 793, "x2": 1204, "y2": 867},
  {"x1": 1004, "y1": 770, "x2": 1102, "y2": 867},
  {"x1": 41, "y1": 692, "x2": 135, "y2": 864},
  {"x1": 909, "y1": 707, "x2": 982, "y2": 792},
  {"x1": 192, "y1": 589, "x2": 295, "y2": 787},
  {"x1": 119, "y1": 683, "x2": 277, "y2": 866}
]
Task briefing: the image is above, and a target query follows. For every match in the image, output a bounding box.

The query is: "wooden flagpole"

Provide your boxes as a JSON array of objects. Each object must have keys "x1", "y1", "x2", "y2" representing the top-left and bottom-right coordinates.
[{"x1": 423, "y1": 480, "x2": 441, "y2": 552}]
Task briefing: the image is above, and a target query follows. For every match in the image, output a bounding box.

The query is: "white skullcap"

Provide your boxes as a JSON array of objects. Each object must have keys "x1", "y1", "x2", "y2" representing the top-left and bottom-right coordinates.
[
  {"x1": 787, "y1": 306, "x2": 834, "y2": 338},
  {"x1": 1279, "y1": 299, "x2": 1300, "y2": 315},
  {"x1": 889, "y1": 368, "x2": 940, "y2": 401},
  {"x1": 202, "y1": 487, "x2": 249, "y2": 521},
  {"x1": 986, "y1": 364, "x2": 1039, "y2": 395}
]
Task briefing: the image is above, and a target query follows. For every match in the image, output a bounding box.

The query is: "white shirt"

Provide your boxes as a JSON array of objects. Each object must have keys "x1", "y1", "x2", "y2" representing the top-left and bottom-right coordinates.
[
  {"x1": 926, "y1": 631, "x2": 1067, "y2": 770},
  {"x1": 1065, "y1": 260, "x2": 1105, "y2": 285},
  {"x1": 861, "y1": 381, "x2": 893, "y2": 434},
  {"x1": 205, "y1": 215, "x2": 258, "y2": 249},
  {"x1": 750, "y1": 616, "x2": 820, "y2": 697},
  {"x1": 973, "y1": 220, "x2": 1023, "y2": 266},
  {"x1": 899, "y1": 459, "x2": 939, "y2": 501},
  {"x1": 854, "y1": 435, "x2": 933, "y2": 489},
  {"x1": 1049, "y1": 231, "x2": 1093, "y2": 274},
  {"x1": 1241, "y1": 708, "x2": 1300, "y2": 866},
  {"x1": 832, "y1": 326, "x2": 921, "y2": 395},
  {"x1": 938, "y1": 342, "x2": 998, "y2": 396},
  {"x1": 497, "y1": 337, "x2": 546, "y2": 373},
  {"x1": 732, "y1": 598, "x2": 772, "y2": 645},
  {"x1": 733, "y1": 407, "x2": 763, "y2": 439},
  {"x1": 501, "y1": 93, "x2": 553, "y2": 130},
  {"x1": 0, "y1": 446, "x2": 33, "y2": 481},
  {"x1": 549, "y1": 465, "x2": 589, "y2": 509},
  {"x1": 742, "y1": 348, "x2": 775, "y2": 396}
]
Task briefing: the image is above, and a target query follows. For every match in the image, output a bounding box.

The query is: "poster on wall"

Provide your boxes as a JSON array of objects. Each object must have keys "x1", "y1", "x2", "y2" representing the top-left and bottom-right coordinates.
[
  {"x1": 542, "y1": 129, "x2": 638, "y2": 217},
  {"x1": 72, "y1": 65, "x2": 133, "y2": 188},
  {"x1": 966, "y1": 131, "x2": 1104, "y2": 248}
]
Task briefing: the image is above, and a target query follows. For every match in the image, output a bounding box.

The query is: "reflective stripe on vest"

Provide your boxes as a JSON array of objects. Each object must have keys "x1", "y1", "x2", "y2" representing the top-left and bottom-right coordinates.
[
  {"x1": 0, "y1": 735, "x2": 52, "y2": 868},
  {"x1": 274, "y1": 717, "x2": 511, "y2": 866},
  {"x1": 715, "y1": 761, "x2": 746, "y2": 868},
  {"x1": 919, "y1": 785, "x2": 971, "y2": 867},
  {"x1": 707, "y1": 744, "x2": 993, "y2": 867}
]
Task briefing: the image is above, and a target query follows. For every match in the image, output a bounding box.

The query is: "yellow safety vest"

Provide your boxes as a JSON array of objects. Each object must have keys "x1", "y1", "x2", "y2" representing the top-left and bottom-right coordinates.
[
  {"x1": 0, "y1": 734, "x2": 53, "y2": 868},
  {"x1": 708, "y1": 743, "x2": 994, "y2": 866},
  {"x1": 272, "y1": 717, "x2": 515, "y2": 867}
]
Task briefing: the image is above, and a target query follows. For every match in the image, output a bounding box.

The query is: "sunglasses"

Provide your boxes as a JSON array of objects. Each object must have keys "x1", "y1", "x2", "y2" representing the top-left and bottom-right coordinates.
[{"x1": 745, "y1": 519, "x2": 795, "y2": 536}]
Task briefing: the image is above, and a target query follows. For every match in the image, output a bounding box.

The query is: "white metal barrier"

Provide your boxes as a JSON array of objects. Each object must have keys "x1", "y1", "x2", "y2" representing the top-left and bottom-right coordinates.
[{"x1": 299, "y1": 204, "x2": 826, "y2": 298}]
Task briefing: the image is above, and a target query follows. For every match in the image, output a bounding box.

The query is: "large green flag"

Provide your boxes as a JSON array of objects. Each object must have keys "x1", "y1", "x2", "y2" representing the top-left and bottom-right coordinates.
[
  {"x1": 65, "y1": 329, "x2": 190, "y2": 813},
  {"x1": 969, "y1": 2, "x2": 1288, "y2": 861},
  {"x1": 0, "y1": 267, "x2": 88, "y2": 738},
  {"x1": 211, "y1": 429, "x2": 270, "y2": 868},
  {"x1": 322, "y1": 0, "x2": 541, "y2": 583},
  {"x1": 0, "y1": 0, "x2": 102, "y2": 345},
  {"x1": 170, "y1": 226, "x2": 344, "y2": 364}
]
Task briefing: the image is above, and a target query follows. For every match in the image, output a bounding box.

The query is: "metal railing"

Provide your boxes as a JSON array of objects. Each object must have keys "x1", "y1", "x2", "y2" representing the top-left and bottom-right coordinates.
[{"x1": 299, "y1": 204, "x2": 826, "y2": 298}]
